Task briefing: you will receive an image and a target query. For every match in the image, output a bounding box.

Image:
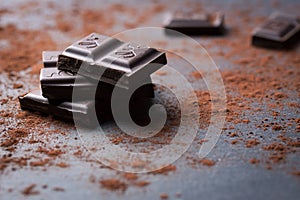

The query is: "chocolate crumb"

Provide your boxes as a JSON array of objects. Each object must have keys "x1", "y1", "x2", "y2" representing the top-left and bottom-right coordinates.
[
  {"x1": 160, "y1": 193, "x2": 169, "y2": 199},
  {"x1": 292, "y1": 171, "x2": 300, "y2": 176},
  {"x1": 134, "y1": 181, "x2": 150, "y2": 187},
  {"x1": 272, "y1": 125, "x2": 282, "y2": 131},
  {"x1": 249, "y1": 158, "x2": 260, "y2": 164},
  {"x1": 22, "y1": 184, "x2": 39, "y2": 196},
  {"x1": 56, "y1": 162, "x2": 69, "y2": 168},
  {"x1": 53, "y1": 187, "x2": 65, "y2": 192},
  {"x1": 122, "y1": 173, "x2": 138, "y2": 180},
  {"x1": 199, "y1": 159, "x2": 216, "y2": 166},
  {"x1": 13, "y1": 83, "x2": 23, "y2": 89},
  {"x1": 151, "y1": 165, "x2": 177, "y2": 175},
  {"x1": 100, "y1": 179, "x2": 127, "y2": 192}
]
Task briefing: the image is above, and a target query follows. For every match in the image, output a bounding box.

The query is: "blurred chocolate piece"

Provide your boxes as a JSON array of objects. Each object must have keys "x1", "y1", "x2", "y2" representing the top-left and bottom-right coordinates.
[
  {"x1": 57, "y1": 33, "x2": 167, "y2": 89},
  {"x1": 42, "y1": 51, "x2": 61, "y2": 68},
  {"x1": 252, "y1": 12, "x2": 300, "y2": 48},
  {"x1": 40, "y1": 68, "x2": 154, "y2": 100},
  {"x1": 164, "y1": 11, "x2": 225, "y2": 35}
]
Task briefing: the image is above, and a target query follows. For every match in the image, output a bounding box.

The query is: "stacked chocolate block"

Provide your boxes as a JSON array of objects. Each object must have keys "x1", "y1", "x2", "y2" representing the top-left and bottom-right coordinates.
[{"x1": 19, "y1": 33, "x2": 167, "y2": 126}]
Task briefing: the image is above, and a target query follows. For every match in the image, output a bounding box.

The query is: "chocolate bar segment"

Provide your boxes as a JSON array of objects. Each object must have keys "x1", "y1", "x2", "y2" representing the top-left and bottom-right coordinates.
[
  {"x1": 40, "y1": 67, "x2": 101, "y2": 100},
  {"x1": 42, "y1": 51, "x2": 61, "y2": 68},
  {"x1": 57, "y1": 33, "x2": 167, "y2": 89},
  {"x1": 19, "y1": 89, "x2": 49, "y2": 114},
  {"x1": 19, "y1": 89, "x2": 154, "y2": 126},
  {"x1": 40, "y1": 68, "x2": 154, "y2": 100},
  {"x1": 252, "y1": 12, "x2": 300, "y2": 48},
  {"x1": 18, "y1": 88, "x2": 110, "y2": 125},
  {"x1": 83, "y1": 42, "x2": 166, "y2": 88},
  {"x1": 164, "y1": 11, "x2": 225, "y2": 35},
  {"x1": 57, "y1": 33, "x2": 123, "y2": 73}
]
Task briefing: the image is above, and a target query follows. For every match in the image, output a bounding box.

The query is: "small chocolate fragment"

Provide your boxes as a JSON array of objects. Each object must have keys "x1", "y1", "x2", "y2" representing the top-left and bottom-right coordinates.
[
  {"x1": 252, "y1": 12, "x2": 300, "y2": 48},
  {"x1": 164, "y1": 11, "x2": 225, "y2": 35},
  {"x1": 18, "y1": 88, "x2": 110, "y2": 125},
  {"x1": 42, "y1": 51, "x2": 61, "y2": 68},
  {"x1": 40, "y1": 68, "x2": 154, "y2": 100},
  {"x1": 57, "y1": 33, "x2": 167, "y2": 89}
]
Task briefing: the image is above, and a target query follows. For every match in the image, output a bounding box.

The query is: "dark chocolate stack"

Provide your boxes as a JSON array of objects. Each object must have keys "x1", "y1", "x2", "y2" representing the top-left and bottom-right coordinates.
[{"x1": 19, "y1": 33, "x2": 167, "y2": 126}]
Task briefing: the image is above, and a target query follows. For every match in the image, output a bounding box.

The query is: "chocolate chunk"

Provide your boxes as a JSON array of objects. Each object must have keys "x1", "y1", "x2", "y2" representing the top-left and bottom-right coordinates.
[
  {"x1": 42, "y1": 51, "x2": 61, "y2": 68},
  {"x1": 40, "y1": 68, "x2": 154, "y2": 100},
  {"x1": 252, "y1": 12, "x2": 300, "y2": 48},
  {"x1": 40, "y1": 67, "x2": 105, "y2": 100},
  {"x1": 57, "y1": 33, "x2": 167, "y2": 89},
  {"x1": 57, "y1": 33, "x2": 122, "y2": 73},
  {"x1": 19, "y1": 88, "x2": 154, "y2": 126},
  {"x1": 164, "y1": 11, "x2": 225, "y2": 35},
  {"x1": 18, "y1": 88, "x2": 111, "y2": 125}
]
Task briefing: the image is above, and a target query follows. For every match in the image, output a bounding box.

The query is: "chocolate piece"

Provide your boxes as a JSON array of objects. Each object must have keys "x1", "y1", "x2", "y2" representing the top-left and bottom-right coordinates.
[
  {"x1": 40, "y1": 67, "x2": 103, "y2": 100},
  {"x1": 57, "y1": 34, "x2": 122, "y2": 73},
  {"x1": 40, "y1": 68, "x2": 154, "y2": 100},
  {"x1": 42, "y1": 51, "x2": 61, "y2": 68},
  {"x1": 19, "y1": 89, "x2": 154, "y2": 126},
  {"x1": 18, "y1": 88, "x2": 110, "y2": 125},
  {"x1": 252, "y1": 12, "x2": 300, "y2": 48},
  {"x1": 57, "y1": 33, "x2": 167, "y2": 89},
  {"x1": 164, "y1": 11, "x2": 225, "y2": 35}
]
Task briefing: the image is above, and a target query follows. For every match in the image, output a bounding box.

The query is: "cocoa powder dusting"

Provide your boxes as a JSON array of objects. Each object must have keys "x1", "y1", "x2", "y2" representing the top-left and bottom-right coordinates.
[
  {"x1": 22, "y1": 184, "x2": 39, "y2": 196},
  {"x1": 0, "y1": 24, "x2": 56, "y2": 73},
  {"x1": 100, "y1": 179, "x2": 128, "y2": 192},
  {"x1": 160, "y1": 193, "x2": 169, "y2": 199},
  {"x1": 199, "y1": 159, "x2": 216, "y2": 166}
]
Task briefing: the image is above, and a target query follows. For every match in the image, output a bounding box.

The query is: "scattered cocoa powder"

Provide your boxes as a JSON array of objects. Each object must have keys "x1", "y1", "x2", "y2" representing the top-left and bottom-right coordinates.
[
  {"x1": 229, "y1": 132, "x2": 238, "y2": 137},
  {"x1": 292, "y1": 171, "x2": 300, "y2": 176},
  {"x1": 199, "y1": 159, "x2": 215, "y2": 166},
  {"x1": 0, "y1": 98, "x2": 8, "y2": 105},
  {"x1": 53, "y1": 187, "x2": 65, "y2": 192},
  {"x1": 0, "y1": 155, "x2": 28, "y2": 171},
  {"x1": 249, "y1": 158, "x2": 260, "y2": 164},
  {"x1": 12, "y1": 83, "x2": 23, "y2": 89},
  {"x1": 122, "y1": 173, "x2": 139, "y2": 181},
  {"x1": 36, "y1": 147, "x2": 64, "y2": 157},
  {"x1": 134, "y1": 181, "x2": 150, "y2": 187},
  {"x1": 56, "y1": 162, "x2": 70, "y2": 168},
  {"x1": 22, "y1": 184, "x2": 39, "y2": 196},
  {"x1": 272, "y1": 125, "x2": 282, "y2": 131},
  {"x1": 0, "y1": 24, "x2": 56, "y2": 73},
  {"x1": 151, "y1": 165, "x2": 177, "y2": 175},
  {"x1": 1, "y1": 128, "x2": 29, "y2": 148},
  {"x1": 189, "y1": 71, "x2": 202, "y2": 81},
  {"x1": 30, "y1": 159, "x2": 50, "y2": 167},
  {"x1": 160, "y1": 193, "x2": 169, "y2": 199},
  {"x1": 100, "y1": 179, "x2": 127, "y2": 192},
  {"x1": 231, "y1": 140, "x2": 238, "y2": 145},
  {"x1": 262, "y1": 141, "x2": 296, "y2": 163}
]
